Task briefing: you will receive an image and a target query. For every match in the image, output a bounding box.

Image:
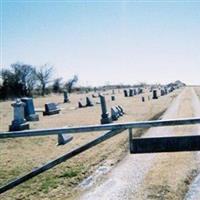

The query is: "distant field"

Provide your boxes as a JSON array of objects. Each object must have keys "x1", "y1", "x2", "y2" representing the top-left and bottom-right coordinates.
[{"x1": 0, "y1": 88, "x2": 181, "y2": 200}]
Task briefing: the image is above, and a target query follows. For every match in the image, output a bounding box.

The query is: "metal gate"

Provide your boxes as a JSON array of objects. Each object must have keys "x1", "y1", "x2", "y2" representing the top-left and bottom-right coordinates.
[{"x1": 1, "y1": 117, "x2": 200, "y2": 194}]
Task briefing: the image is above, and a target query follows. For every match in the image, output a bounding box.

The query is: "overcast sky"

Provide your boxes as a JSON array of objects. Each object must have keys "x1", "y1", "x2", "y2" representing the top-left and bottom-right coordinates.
[{"x1": 1, "y1": 1, "x2": 200, "y2": 86}]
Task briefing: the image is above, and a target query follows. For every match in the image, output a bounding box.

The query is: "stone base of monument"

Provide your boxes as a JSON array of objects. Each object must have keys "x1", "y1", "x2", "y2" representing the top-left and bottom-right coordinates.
[
  {"x1": 101, "y1": 113, "x2": 112, "y2": 124},
  {"x1": 101, "y1": 118, "x2": 112, "y2": 124},
  {"x1": 64, "y1": 99, "x2": 70, "y2": 103},
  {"x1": 9, "y1": 122, "x2": 30, "y2": 131},
  {"x1": 26, "y1": 114, "x2": 39, "y2": 121},
  {"x1": 152, "y1": 96, "x2": 158, "y2": 99},
  {"x1": 57, "y1": 134, "x2": 73, "y2": 145}
]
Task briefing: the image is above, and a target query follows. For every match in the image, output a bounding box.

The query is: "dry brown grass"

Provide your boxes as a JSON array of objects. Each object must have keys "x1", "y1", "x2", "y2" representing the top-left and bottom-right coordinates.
[{"x1": 0, "y1": 89, "x2": 180, "y2": 200}]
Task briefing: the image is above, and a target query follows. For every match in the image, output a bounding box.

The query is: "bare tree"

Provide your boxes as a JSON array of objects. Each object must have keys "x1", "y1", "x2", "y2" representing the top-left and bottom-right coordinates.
[
  {"x1": 65, "y1": 75, "x2": 78, "y2": 93},
  {"x1": 36, "y1": 64, "x2": 53, "y2": 96}
]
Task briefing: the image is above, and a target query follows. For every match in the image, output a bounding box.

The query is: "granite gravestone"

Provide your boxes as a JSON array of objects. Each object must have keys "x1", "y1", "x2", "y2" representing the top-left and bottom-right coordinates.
[
  {"x1": 152, "y1": 90, "x2": 158, "y2": 99},
  {"x1": 142, "y1": 96, "x2": 145, "y2": 102},
  {"x1": 63, "y1": 91, "x2": 70, "y2": 103},
  {"x1": 9, "y1": 99, "x2": 30, "y2": 131},
  {"x1": 160, "y1": 89, "x2": 165, "y2": 96},
  {"x1": 111, "y1": 95, "x2": 115, "y2": 101},
  {"x1": 43, "y1": 103, "x2": 60, "y2": 115},
  {"x1": 138, "y1": 88, "x2": 143, "y2": 94},
  {"x1": 129, "y1": 89, "x2": 133, "y2": 97},
  {"x1": 124, "y1": 90, "x2": 128, "y2": 97},
  {"x1": 78, "y1": 101, "x2": 85, "y2": 108},
  {"x1": 92, "y1": 94, "x2": 98, "y2": 98},
  {"x1": 115, "y1": 106, "x2": 123, "y2": 116},
  {"x1": 118, "y1": 105, "x2": 125, "y2": 114},
  {"x1": 86, "y1": 97, "x2": 94, "y2": 107},
  {"x1": 164, "y1": 87, "x2": 168, "y2": 95},
  {"x1": 21, "y1": 97, "x2": 39, "y2": 121},
  {"x1": 111, "y1": 107, "x2": 119, "y2": 121},
  {"x1": 100, "y1": 95, "x2": 112, "y2": 124}
]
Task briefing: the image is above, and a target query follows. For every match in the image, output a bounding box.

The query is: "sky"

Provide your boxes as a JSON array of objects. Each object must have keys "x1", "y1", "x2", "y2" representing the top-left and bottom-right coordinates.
[{"x1": 1, "y1": 1, "x2": 200, "y2": 86}]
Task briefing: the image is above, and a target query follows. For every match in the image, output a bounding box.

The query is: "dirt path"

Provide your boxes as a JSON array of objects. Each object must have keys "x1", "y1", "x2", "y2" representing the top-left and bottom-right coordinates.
[{"x1": 77, "y1": 87, "x2": 200, "y2": 200}]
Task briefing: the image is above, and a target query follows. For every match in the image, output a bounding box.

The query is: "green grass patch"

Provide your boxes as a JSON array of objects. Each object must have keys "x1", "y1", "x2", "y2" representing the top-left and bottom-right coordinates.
[
  {"x1": 39, "y1": 176, "x2": 59, "y2": 193},
  {"x1": 58, "y1": 167, "x2": 82, "y2": 178}
]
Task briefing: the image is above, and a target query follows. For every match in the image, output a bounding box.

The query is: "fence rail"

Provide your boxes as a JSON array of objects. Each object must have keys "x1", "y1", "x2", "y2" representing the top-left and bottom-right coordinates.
[{"x1": 1, "y1": 117, "x2": 200, "y2": 139}]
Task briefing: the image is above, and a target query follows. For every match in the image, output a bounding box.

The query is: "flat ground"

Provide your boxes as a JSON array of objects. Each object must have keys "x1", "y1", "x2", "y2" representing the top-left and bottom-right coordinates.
[
  {"x1": 77, "y1": 87, "x2": 200, "y2": 200},
  {"x1": 0, "y1": 88, "x2": 181, "y2": 199}
]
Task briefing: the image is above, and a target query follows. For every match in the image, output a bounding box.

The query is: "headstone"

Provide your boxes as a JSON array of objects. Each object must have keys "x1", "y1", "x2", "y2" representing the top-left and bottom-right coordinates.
[
  {"x1": 111, "y1": 107, "x2": 119, "y2": 121},
  {"x1": 58, "y1": 133, "x2": 73, "y2": 145},
  {"x1": 86, "y1": 97, "x2": 94, "y2": 107},
  {"x1": 43, "y1": 103, "x2": 60, "y2": 115},
  {"x1": 164, "y1": 87, "x2": 168, "y2": 94},
  {"x1": 63, "y1": 91, "x2": 69, "y2": 103},
  {"x1": 92, "y1": 94, "x2": 98, "y2": 98},
  {"x1": 115, "y1": 106, "x2": 123, "y2": 116},
  {"x1": 100, "y1": 95, "x2": 112, "y2": 124},
  {"x1": 21, "y1": 97, "x2": 39, "y2": 121},
  {"x1": 129, "y1": 89, "x2": 133, "y2": 97},
  {"x1": 139, "y1": 88, "x2": 143, "y2": 94},
  {"x1": 160, "y1": 89, "x2": 165, "y2": 96},
  {"x1": 142, "y1": 96, "x2": 145, "y2": 102},
  {"x1": 9, "y1": 99, "x2": 30, "y2": 131},
  {"x1": 169, "y1": 87, "x2": 174, "y2": 93},
  {"x1": 118, "y1": 105, "x2": 125, "y2": 114},
  {"x1": 124, "y1": 90, "x2": 128, "y2": 97},
  {"x1": 111, "y1": 95, "x2": 115, "y2": 101},
  {"x1": 152, "y1": 90, "x2": 158, "y2": 99},
  {"x1": 78, "y1": 101, "x2": 85, "y2": 108}
]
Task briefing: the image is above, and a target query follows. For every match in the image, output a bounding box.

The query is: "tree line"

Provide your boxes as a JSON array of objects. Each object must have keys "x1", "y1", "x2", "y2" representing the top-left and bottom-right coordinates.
[{"x1": 0, "y1": 62, "x2": 78, "y2": 100}]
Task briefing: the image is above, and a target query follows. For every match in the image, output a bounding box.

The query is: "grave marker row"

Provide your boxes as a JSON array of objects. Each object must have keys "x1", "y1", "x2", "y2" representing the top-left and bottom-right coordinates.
[
  {"x1": 78, "y1": 97, "x2": 94, "y2": 108},
  {"x1": 111, "y1": 105, "x2": 124, "y2": 121},
  {"x1": 9, "y1": 98, "x2": 73, "y2": 146},
  {"x1": 123, "y1": 88, "x2": 142, "y2": 97},
  {"x1": 100, "y1": 95, "x2": 124, "y2": 124}
]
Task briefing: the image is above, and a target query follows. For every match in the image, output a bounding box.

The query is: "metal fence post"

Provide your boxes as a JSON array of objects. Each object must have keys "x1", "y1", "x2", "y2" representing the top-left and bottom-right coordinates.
[{"x1": 129, "y1": 128, "x2": 133, "y2": 152}]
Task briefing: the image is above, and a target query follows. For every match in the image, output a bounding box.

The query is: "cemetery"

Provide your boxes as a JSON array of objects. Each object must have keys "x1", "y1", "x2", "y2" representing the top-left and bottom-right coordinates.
[
  {"x1": 0, "y1": 84, "x2": 183, "y2": 199},
  {"x1": 1, "y1": 2, "x2": 198, "y2": 199}
]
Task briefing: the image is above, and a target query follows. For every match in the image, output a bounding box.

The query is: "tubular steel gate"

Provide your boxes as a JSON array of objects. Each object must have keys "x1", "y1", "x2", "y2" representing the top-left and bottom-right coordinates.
[{"x1": 1, "y1": 117, "x2": 200, "y2": 194}]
